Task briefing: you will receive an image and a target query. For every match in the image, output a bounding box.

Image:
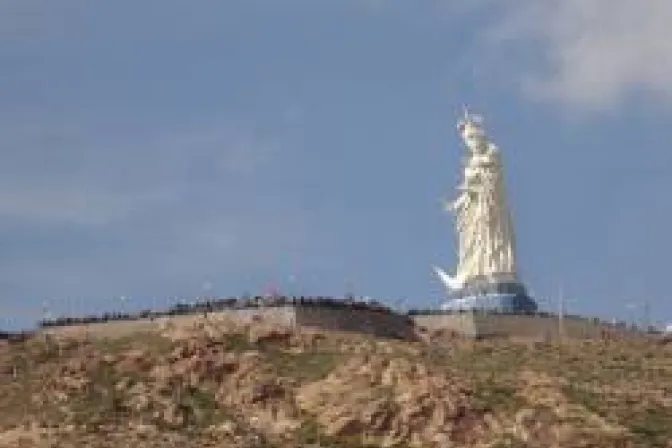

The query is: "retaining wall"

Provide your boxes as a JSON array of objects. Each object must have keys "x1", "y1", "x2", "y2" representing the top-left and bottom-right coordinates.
[
  {"x1": 41, "y1": 306, "x2": 629, "y2": 342},
  {"x1": 295, "y1": 307, "x2": 414, "y2": 339},
  {"x1": 412, "y1": 313, "x2": 628, "y2": 340},
  {"x1": 410, "y1": 314, "x2": 478, "y2": 337},
  {"x1": 41, "y1": 306, "x2": 413, "y2": 340}
]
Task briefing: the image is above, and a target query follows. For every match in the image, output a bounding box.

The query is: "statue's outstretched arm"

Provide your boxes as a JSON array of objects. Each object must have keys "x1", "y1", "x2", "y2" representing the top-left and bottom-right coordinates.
[{"x1": 446, "y1": 193, "x2": 468, "y2": 213}]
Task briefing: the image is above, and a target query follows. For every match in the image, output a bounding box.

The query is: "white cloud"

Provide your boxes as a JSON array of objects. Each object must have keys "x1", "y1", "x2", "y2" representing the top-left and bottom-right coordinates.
[{"x1": 485, "y1": 1, "x2": 672, "y2": 110}]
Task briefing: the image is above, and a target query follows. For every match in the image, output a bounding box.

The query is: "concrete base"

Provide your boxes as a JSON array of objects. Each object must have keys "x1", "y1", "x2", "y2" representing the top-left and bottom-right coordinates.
[
  {"x1": 441, "y1": 280, "x2": 538, "y2": 313},
  {"x1": 412, "y1": 313, "x2": 632, "y2": 340},
  {"x1": 441, "y1": 293, "x2": 538, "y2": 313}
]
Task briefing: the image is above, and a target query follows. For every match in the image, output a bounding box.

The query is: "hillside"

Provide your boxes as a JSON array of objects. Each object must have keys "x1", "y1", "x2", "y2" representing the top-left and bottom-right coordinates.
[{"x1": 0, "y1": 316, "x2": 671, "y2": 447}]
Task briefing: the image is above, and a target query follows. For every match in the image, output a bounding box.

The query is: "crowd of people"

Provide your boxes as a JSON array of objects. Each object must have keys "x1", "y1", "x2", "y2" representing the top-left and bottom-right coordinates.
[
  {"x1": 0, "y1": 330, "x2": 35, "y2": 341},
  {"x1": 38, "y1": 294, "x2": 396, "y2": 329},
  {"x1": 15, "y1": 295, "x2": 640, "y2": 333}
]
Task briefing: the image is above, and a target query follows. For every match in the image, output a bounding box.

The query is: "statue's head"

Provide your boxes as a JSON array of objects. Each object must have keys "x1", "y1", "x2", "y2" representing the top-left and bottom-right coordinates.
[{"x1": 457, "y1": 110, "x2": 487, "y2": 154}]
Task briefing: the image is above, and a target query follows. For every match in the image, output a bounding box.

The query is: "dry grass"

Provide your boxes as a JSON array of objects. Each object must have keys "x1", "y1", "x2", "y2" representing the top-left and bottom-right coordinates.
[{"x1": 0, "y1": 321, "x2": 670, "y2": 447}]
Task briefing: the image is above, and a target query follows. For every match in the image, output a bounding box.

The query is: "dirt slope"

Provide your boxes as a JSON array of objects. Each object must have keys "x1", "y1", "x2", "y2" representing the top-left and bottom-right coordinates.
[{"x1": 0, "y1": 317, "x2": 670, "y2": 447}]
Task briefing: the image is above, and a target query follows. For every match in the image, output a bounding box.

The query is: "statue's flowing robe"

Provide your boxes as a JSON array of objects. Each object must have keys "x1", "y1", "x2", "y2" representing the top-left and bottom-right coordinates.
[{"x1": 450, "y1": 145, "x2": 517, "y2": 284}]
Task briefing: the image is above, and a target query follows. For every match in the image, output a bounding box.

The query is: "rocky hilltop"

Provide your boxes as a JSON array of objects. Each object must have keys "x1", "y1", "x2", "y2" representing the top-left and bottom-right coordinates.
[{"x1": 0, "y1": 316, "x2": 670, "y2": 447}]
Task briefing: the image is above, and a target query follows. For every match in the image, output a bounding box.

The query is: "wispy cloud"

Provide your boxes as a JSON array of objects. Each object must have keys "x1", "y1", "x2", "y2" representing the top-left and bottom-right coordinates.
[
  {"x1": 0, "y1": 110, "x2": 336, "y2": 319},
  {"x1": 0, "y1": 199, "x2": 330, "y2": 299},
  {"x1": 352, "y1": 0, "x2": 672, "y2": 110},
  {"x1": 0, "y1": 186, "x2": 172, "y2": 226},
  {"x1": 483, "y1": 1, "x2": 672, "y2": 110},
  {"x1": 0, "y1": 117, "x2": 280, "y2": 226}
]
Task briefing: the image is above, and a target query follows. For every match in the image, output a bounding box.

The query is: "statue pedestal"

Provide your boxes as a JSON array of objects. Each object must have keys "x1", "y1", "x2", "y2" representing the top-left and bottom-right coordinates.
[{"x1": 440, "y1": 279, "x2": 538, "y2": 313}]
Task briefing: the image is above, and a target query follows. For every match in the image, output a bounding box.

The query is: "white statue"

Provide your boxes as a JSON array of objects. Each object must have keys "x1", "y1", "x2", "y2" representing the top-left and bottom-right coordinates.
[{"x1": 434, "y1": 109, "x2": 519, "y2": 293}]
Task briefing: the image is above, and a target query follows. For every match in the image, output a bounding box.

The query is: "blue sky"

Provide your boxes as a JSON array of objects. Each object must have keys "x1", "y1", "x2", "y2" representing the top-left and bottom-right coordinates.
[{"x1": 2, "y1": 0, "x2": 672, "y2": 329}]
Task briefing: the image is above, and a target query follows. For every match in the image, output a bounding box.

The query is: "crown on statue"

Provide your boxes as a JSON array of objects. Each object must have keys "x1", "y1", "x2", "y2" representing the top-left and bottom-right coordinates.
[
  {"x1": 457, "y1": 107, "x2": 489, "y2": 154},
  {"x1": 457, "y1": 107, "x2": 484, "y2": 133}
]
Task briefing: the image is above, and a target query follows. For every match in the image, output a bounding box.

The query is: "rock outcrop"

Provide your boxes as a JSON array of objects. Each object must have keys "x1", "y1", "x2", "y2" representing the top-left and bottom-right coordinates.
[{"x1": 0, "y1": 316, "x2": 668, "y2": 447}]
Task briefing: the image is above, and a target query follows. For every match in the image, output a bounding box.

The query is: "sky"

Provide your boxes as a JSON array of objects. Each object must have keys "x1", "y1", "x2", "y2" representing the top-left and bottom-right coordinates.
[{"x1": 2, "y1": 0, "x2": 672, "y2": 329}]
